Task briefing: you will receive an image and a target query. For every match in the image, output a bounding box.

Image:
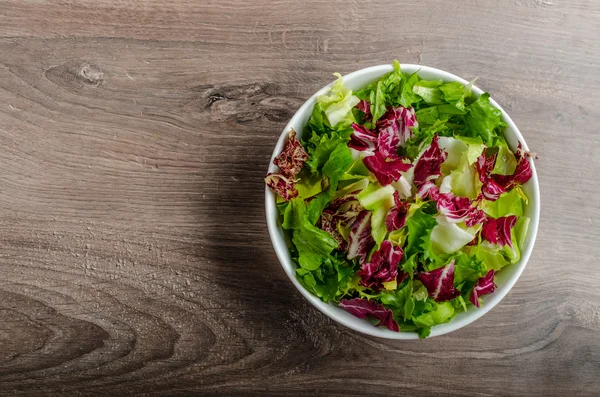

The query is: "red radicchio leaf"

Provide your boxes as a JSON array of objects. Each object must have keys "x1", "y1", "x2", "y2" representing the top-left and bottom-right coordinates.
[
  {"x1": 339, "y1": 298, "x2": 399, "y2": 331},
  {"x1": 418, "y1": 259, "x2": 461, "y2": 302},
  {"x1": 264, "y1": 173, "x2": 298, "y2": 201},
  {"x1": 482, "y1": 180, "x2": 506, "y2": 201},
  {"x1": 347, "y1": 210, "x2": 375, "y2": 264},
  {"x1": 469, "y1": 269, "x2": 496, "y2": 307},
  {"x1": 414, "y1": 134, "x2": 448, "y2": 189},
  {"x1": 417, "y1": 180, "x2": 440, "y2": 200},
  {"x1": 358, "y1": 240, "x2": 404, "y2": 290},
  {"x1": 437, "y1": 193, "x2": 487, "y2": 227},
  {"x1": 377, "y1": 127, "x2": 401, "y2": 158},
  {"x1": 328, "y1": 191, "x2": 360, "y2": 212},
  {"x1": 349, "y1": 123, "x2": 378, "y2": 152},
  {"x1": 481, "y1": 215, "x2": 517, "y2": 249},
  {"x1": 363, "y1": 151, "x2": 412, "y2": 186},
  {"x1": 477, "y1": 143, "x2": 533, "y2": 201},
  {"x1": 476, "y1": 151, "x2": 505, "y2": 201},
  {"x1": 466, "y1": 208, "x2": 487, "y2": 227},
  {"x1": 317, "y1": 210, "x2": 348, "y2": 252},
  {"x1": 335, "y1": 203, "x2": 364, "y2": 227},
  {"x1": 516, "y1": 144, "x2": 538, "y2": 159},
  {"x1": 376, "y1": 106, "x2": 418, "y2": 148},
  {"x1": 386, "y1": 191, "x2": 410, "y2": 232},
  {"x1": 266, "y1": 129, "x2": 308, "y2": 201},
  {"x1": 273, "y1": 129, "x2": 308, "y2": 178},
  {"x1": 328, "y1": 191, "x2": 364, "y2": 227},
  {"x1": 356, "y1": 99, "x2": 372, "y2": 120},
  {"x1": 492, "y1": 143, "x2": 533, "y2": 191},
  {"x1": 476, "y1": 149, "x2": 495, "y2": 187}
]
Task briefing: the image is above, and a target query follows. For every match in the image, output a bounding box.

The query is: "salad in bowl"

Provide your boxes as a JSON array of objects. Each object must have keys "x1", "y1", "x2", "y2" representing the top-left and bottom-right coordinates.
[{"x1": 265, "y1": 61, "x2": 538, "y2": 338}]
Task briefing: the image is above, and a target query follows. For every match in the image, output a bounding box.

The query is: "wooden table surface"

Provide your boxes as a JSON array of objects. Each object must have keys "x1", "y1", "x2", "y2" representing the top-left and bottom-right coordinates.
[{"x1": 1, "y1": 0, "x2": 599, "y2": 395}]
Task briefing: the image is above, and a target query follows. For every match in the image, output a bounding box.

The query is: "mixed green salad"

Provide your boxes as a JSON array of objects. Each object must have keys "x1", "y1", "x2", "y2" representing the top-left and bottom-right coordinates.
[{"x1": 265, "y1": 61, "x2": 534, "y2": 338}]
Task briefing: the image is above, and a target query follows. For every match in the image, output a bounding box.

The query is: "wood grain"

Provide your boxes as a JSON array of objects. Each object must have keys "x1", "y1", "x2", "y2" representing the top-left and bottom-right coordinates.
[{"x1": 0, "y1": 0, "x2": 599, "y2": 395}]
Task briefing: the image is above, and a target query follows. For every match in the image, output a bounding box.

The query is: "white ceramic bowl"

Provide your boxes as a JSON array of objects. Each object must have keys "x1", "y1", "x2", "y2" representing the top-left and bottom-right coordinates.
[{"x1": 265, "y1": 64, "x2": 539, "y2": 339}]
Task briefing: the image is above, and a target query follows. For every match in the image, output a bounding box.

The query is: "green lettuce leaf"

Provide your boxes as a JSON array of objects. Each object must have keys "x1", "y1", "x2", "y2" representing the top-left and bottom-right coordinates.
[
  {"x1": 492, "y1": 137, "x2": 518, "y2": 175},
  {"x1": 401, "y1": 253, "x2": 418, "y2": 275},
  {"x1": 357, "y1": 182, "x2": 395, "y2": 209},
  {"x1": 378, "y1": 60, "x2": 405, "y2": 108},
  {"x1": 430, "y1": 216, "x2": 480, "y2": 254},
  {"x1": 402, "y1": 119, "x2": 450, "y2": 159},
  {"x1": 294, "y1": 169, "x2": 323, "y2": 198},
  {"x1": 356, "y1": 60, "x2": 422, "y2": 111},
  {"x1": 306, "y1": 143, "x2": 354, "y2": 224},
  {"x1": 334, "y1": 178, "x2": 370, "y2": 200},
  {"x1": 399, "y1": 71, "x2": 422, "y2": 108},
  {"x1": 370, "y1": 80, "x2": 387, "y2": 123},
  {"x1": 317, "y1": 73, "x2": 360, "y2": 127},
  {"x1": 305, "y1": 132, "x2": 348, "y2": 175},
  {"x1": 370, "y1": 205, "x2": 389, "y2": 247},
  {"x1": 420, "y1": 232, "x2": 447, "y2": 268},
  {"x1": 445, "y1": 150, "x2": 483, "y2": 199},
  {"x1": 343, "y1": 275, "x2": 379, "y2": 300},
  {"x1": 440, "y1": 81, "x2": 470, "y2": 111},
  {"x1": 357, "y1": 182, "x2": 395, "y2": 246},
  {"x1": 482, "y1": 187, "x2": 526, "y2": 218},
  {"x1": 515, "y1": 215, "x2": 530, "y2": 249},
  {"x1": 307, "y1": 102, "x2": 327, "y2": 135},
  {"x1": 438, "y1": 136, "x2": 469, "y2": 175},
  {"x1": 297, "y1": 252, "x2": 356, "y2": 302},
  {"x1": 465, "y1": 242, "x2": 510, "y2": 272},
  {"x1": 463, "y1": 93, "x2": 506, "y2": 146},
  {"x1": 404, "y1": 206, "x2": 437, "y2": 258},
  {"x1": 283, "y1": 198, "x2": 338, "y2": 270},
  {"x1": 339, "y1": 157, "x2": 373, "y2": 182},
  {"x1": 380, "y1": 279, "x2": 415, "y2": 321},
  {"x1": 413, "y1": 301, "x2": 455, "y2": 328},
  {"x1": 453, "y1": 252, "x2": 486, "y2": 285},
  {"x1": 412, "y1": 80, "x2": 444, "y2": 104},
  {"x1": 457, "y1": 136, "x2": 485, "y2": 165},
  {"x1": 416, "y1": 106, "x2": 441, "y2": 126}
]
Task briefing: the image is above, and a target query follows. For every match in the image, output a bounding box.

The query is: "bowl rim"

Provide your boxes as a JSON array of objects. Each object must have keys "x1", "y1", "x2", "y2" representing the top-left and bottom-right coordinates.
[{"x1": 265, "y1": 63, "x2": 540, "y2": 340}]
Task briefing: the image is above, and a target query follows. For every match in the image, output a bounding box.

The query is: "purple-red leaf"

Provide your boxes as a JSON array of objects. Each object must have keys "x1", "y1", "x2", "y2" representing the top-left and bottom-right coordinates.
[
  {"x1": 516, "y1": 144, "x2": 538, "y2": 159},
  {"x1": 349, "y1": 123, "x2": 378, "y2": 152},
  {"x1": 414, "y1": 134, "x2": 448, "y2": 189},
  {"x1": 265, "y1": 129, "x2": 308, "y2": 200},
  {"x1": 477, "y1": 143, "x2": 533, "y2": 201},
  {"x1": 363, "y1": 151, "x2": 412, "y2": 186},
  {"x1": 317, "y1": 210, "x2": 348, "y2": 251},
  {"x1": 265, "y1": 173, "x2": 298, "y2": 201},
  {"x1": 492, "y1": 143, "x2": 533, "y2": 191},
  {"x1": 476, "y1": 150, "x2": 505, "y2": 201},
  {"x1": 418, "y1": 259, "x2": 461, "y2": 302},
  {"x1": 356, "y1": 99, "x2": 372, "y2": 120},
  {"x1": 377, "y1": 127, "x2": 401, "y2": 158},
  {"x1": 347, "y1": 210, "x2": 375, "y2": 264},
  {"x1": 273, "y1": 129, "x2": 308, "y2": 178},
  {"x1": 470, "y1": 269, "x2": 496, "y2": 308},
  {"x1": 417, "y1": 180, "x2": 440, "y2": 200},
  {"x1": 376, "y1": 106, "x2": 418, "y2": 148},
  {"x1": 386, "y1": 191, "x2": 410, "y2": 232},
  {"x1": 482, "y1": 179, "x2": 506, "y2": 201},
  {"x1": 328, "y1": 191, "x2": 360, "y2": 212},
  {"x1": 437, "y1": 193, "x2": 487, "y2": 227},
  {"x1": 339, "y1": 298, "x2": 399, "y2": 331},
  {"x1": 481, "y1": 216, "x2": 517, "y2": 249},
  {"x1": 358, "y1": 240, "x2": 404, "y2": 290},
  {"x1": 328, "y1": 191, "x2": 363, "y2": 227}
]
